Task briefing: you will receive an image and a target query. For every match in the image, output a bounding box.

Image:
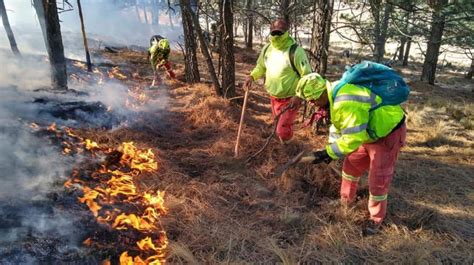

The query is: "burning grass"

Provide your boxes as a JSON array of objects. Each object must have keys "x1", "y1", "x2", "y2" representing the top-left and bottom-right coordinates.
[{"x1": 34, "y1": 122, "x2": 168, "y2": 264}]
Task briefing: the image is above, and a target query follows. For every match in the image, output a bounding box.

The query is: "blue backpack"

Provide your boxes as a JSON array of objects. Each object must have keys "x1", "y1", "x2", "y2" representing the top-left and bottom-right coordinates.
[{"x1": 332, "y1": 61, "x2": 410, "y2": 110}]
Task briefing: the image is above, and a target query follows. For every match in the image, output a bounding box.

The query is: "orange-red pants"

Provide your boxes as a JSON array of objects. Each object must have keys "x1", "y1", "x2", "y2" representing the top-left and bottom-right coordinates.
[
  {"x1": 341, "y1": 123, "x2": 406, "y2": 223},
  {"x1": 154, "y1": 61, "x2": 176, "y2": 85},
  {"x1": 270, "y1": 96, "x2": 299, "y2": 141}
]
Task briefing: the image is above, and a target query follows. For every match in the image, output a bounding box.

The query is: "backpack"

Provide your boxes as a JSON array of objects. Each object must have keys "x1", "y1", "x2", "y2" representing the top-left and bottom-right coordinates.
[
  {"x1": 332, "y1": 61, "x2": 410, "y2": 110},
  {"x1": 150, "y1": 35, "x2": 164, "y2": 46},
  {"x1": 263, "y1": 43, "x2": 300, "y2": 77}
]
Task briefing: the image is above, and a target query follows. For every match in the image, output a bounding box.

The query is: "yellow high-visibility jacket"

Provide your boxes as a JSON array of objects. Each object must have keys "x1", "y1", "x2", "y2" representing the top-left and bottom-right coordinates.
[
  {"x1": 250, "y1": 35, "x2": 312, "y2": 98},
  {"x1": 148, "y1": 39, "x2": 170, "y2": 70},
  {"x1": 326, "y1": 82, "x2": 405, "y2": 159}
]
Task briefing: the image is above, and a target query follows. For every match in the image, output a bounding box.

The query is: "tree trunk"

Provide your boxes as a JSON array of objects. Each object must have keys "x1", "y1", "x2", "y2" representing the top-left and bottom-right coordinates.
[
  {"x1": 310, "y1": 0, "x2": 333, "y2": 76},
  {"x1": 168, "y1": 9, "x2": 174, "y2": 28},
  {"x1": 245, "y1": 0, "x2": 253, "y2": 50},
  {"x1": 179, "y1": 0, "x2": 200, "y2": 83},
  {"x1": 280, "y1": 0, "x2": 291, "y2": 25},
  {"x1": 243, "y1": 19, "x2": 247, "y2": 45},
  {"x1": 421, "y1": 1, "x2": 447, "y2": 85},
  {"x1": 187, "y1": 0, "x2": 221, "y2": 94},
  {"x1": 371, "y1": 0, "x2": 392, "y2": 62},
  {"x1": 135, "y1": 1, "x2": 142, "y2": 23},
  {"x1": 321, "y1": 0, "x2": 333, "y2": 75},
  {"x1": 33, "y1": 0, "x2": 68, "y2": 90},
  {"x1": 220, "y1": 0, "x2": 235, "y2": 98},
  {"x1": 403, "y1": 37, "x2": 411, "y2": 66},
  {"x1": 398, "y1": 11, "x2": 409, "y2": 61},
  {"x1": 142, "y1": 0, "x2": 149, "y2": 25},
  {"x1": 77, "y1": 0, "x2": 92, "y2": 72},
  {"x1": 466, "y1": 57, "x2": 473, "y2": 79},
  {"x1": 0, "y1": 0, "x2": 20, "y2": 56},
  {"x1": 152, "y1": 0, "x2": 159, "y2": 25},
  {"x1": 398, "y1": 39, "x2": 405, "y2": 61},
  {"x1": 234, "y1": 20, "x2": 239, "y2": 38}
]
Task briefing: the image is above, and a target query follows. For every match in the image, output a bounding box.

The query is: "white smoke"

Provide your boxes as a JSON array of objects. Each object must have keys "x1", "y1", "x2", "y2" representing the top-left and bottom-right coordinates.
[
  {"x1": 0, "y1": 54, "x2": 83, "y2": 263},
  {"x1": 0, "y1": 0, "x2": 184, "y2": 60},
  {"x1": 0, "y1": 2, "x2": 172, "y2": 258}
]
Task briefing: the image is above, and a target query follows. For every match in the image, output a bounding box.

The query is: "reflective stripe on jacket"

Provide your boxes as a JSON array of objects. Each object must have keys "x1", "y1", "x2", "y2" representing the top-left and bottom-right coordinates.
[
  {"x1": 250, "y1": 37, "x2": 311, "y2": 98},
  {"x1": 326, "y1": 83, "x2": 405, "y2": 159}
]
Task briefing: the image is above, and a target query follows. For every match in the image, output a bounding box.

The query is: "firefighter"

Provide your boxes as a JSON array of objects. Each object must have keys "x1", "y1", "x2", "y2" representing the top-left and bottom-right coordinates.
[
  {"x1": 244, "y1": 19, "x2": 312, "y2": 143},
  {"x1": 148, "y1": 35, "x2": 176, "y2": 87},
  {"x1": 295, "y1": 72, "x2": 407, "y2": 235}
]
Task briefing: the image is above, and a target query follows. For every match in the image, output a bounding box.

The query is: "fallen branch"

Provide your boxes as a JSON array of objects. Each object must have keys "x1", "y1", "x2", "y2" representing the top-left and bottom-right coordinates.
[{"x1": 245, "y1": 105, "x2": 291, "y2": 164}]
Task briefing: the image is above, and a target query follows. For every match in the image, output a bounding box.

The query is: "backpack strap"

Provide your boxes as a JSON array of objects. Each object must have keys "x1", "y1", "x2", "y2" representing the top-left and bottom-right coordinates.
[
  {"x1": 289, "y1": 43, "x2": 300, "y2": 77},
  {"x1": 262, "y1": 43, "x2": 271, "y2": 59}
]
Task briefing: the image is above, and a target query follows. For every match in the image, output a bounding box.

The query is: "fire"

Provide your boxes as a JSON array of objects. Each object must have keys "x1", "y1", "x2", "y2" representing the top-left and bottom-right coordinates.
[
  {"x1": 47, "y1": 122, "x2": 57, "y2": 131},
  {"x1": 144, "y1": 191, "x2": 167, "y2": 212},
  {"x1": 59, "y1": 129, "x2": 166, "y2": 263},
  {"x1": 126, "y1": 87, "x2": 149, "y2": 110},
  {"x1": 63, "y1": 147, "x2": 72, "y2": 154},
  {"x1": 92, "y1": 67, "x2": 105, "y2": 84},
  {"x1": 30, "y1": 122, "x2": 39, "y2": 130},
  {"x1": 33, "y1": 119, "x2": 168, "y2": 264},
  {"x1": 85, "y1": 139, "x2": 99, "y2": 150},
  {"x1": 73, "y1": 61, "x2": 87, "y2": 69},
  {"x1": 120, "y1": 142, "x2": 158, "y2": 172},
  {"x1": 83, "y1": 237, "x2": 93, "y2": 246},
  {"x1": 78, "y1": 186, "x2": 102, "y2": 217},
  {"x1": 108, "y1": 66, "x2": 127, "y2": 80}
]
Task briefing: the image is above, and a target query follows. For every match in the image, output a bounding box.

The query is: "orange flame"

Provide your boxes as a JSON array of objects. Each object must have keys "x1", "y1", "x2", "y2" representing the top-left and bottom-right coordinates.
[
  {"x1": 83, "y1": 237, "x2": 93, "y2": 246},
  {"x1": 78, "y1": 187, "x2": 102, "y2": 217},
  {"x1": 85, "y1": 139, "x2": 100, "y2": 150},
  {"x1": 30, "y1": 123, "x2": 39, "y2": 130},
  {"x1": 48, "y1": 126, "x2": 169, "y2": 263},
  {"x1": 47, "y1": 123, "x2": 57, "y2": 131},
  {"x1": 108, "y1": 66, "x2": 127, "y2": 80}
]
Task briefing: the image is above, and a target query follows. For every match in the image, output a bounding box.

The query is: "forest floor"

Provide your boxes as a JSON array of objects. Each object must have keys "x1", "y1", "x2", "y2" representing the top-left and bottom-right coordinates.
[{"x1": 76, "y1": 44, "x2": 473, "y2": 263}]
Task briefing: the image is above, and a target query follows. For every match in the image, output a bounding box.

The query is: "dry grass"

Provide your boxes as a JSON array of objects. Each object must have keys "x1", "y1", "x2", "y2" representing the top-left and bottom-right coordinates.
[{"x1": 78, "y1": 47, "x2": 474, "y2": 263}]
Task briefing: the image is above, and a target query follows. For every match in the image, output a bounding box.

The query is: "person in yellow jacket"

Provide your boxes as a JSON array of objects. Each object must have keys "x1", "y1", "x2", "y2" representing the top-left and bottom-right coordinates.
[
  {"x1": 148, "y1": 35, "x2": 176, "y2": 87},
  {"x1": 244, "y1": 19, "x2": 312, "y2": 143},
  {"x1": 295, "y1": 73, "x2": 406, "y2": 235}
]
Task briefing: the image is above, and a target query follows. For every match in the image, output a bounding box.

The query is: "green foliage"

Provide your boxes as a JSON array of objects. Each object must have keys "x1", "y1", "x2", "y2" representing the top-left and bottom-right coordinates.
[{"x1": 442, "y1": 2, "x2": 474, "y2": 55}]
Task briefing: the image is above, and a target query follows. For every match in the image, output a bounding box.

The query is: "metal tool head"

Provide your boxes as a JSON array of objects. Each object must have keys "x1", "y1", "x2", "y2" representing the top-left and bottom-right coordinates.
[{"x1": 274, "y1": 151, "x2": 306, "y2": 177}]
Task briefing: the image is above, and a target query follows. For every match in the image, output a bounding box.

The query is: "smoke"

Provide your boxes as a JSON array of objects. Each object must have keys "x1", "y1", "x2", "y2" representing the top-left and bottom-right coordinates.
[
  {"x1": 0, "y1": 58, "x2": 83, "y2": 263},
  {"x1": 0, "y1": 0, "x2": 174, "y2": 261},
  {"x1": 0, "y1": 0, "x2": 184, "y2": 60},
  {"x1": 0, "y1": 40, "x2": 168, "y2": 265}
]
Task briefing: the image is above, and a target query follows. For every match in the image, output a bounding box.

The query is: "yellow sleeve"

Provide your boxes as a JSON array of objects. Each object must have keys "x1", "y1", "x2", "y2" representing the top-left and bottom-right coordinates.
[
  {"x1": 294, "y1": 47, "x2": 312, "y2": 76},
  {"x1": 250, "y1": 45, "x2": 268, "y2": 80}
]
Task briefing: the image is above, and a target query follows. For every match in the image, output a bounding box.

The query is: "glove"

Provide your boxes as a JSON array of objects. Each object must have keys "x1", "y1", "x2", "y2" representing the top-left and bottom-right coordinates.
[
  {"x1": 243, "y1": 75, "x2": 253, "y2": 91},
  {"x1": 312, "y1": 149, "x2": 332, "y2": 164}
]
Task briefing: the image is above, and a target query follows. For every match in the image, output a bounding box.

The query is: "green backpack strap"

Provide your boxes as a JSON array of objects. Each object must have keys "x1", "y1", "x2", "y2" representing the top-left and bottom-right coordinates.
[
  {"x1": 262, "y1": 43, "x2": 271, "y2": 59},
  {"x1": 263, "y1": 43, "x2": 300, "y2": 77},
  {"x1": 289, "y1": 43, "x2": 300, "y2": 77}
]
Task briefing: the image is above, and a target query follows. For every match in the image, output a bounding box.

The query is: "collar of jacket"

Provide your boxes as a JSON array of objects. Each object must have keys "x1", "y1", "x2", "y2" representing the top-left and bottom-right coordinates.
[{"x1": 269, "y1": 31, "x2": 294, "y2": 50}]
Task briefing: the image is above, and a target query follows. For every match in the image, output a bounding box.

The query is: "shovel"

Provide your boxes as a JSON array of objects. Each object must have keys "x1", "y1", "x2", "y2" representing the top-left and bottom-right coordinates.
[{"x1": 274, "y1": 151, "x2": 316, "y2": 177}]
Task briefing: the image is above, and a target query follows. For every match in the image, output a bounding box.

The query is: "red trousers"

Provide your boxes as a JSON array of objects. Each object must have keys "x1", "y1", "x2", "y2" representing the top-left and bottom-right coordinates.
[
  {"x1": 270, "y1": 97, "x2": 299, "y2": 141},
  {"x1": 341, "y1": 123, "x2": 406, "y2": 223},
  {"x1": 154, "y1": 61, "x2": 176, "y2": 84}
]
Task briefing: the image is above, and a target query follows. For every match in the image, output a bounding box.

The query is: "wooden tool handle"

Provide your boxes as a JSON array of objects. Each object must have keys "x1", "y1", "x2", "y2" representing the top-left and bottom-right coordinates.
[{"x1": 234, "y1": 89, "x2": 250, "y2": 158}]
